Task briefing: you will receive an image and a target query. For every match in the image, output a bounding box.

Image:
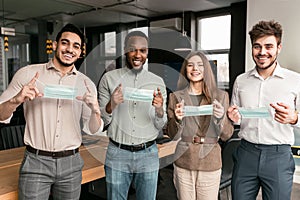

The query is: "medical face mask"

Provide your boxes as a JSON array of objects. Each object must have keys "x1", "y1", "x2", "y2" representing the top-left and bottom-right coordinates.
[
  {"x1": 43, "y1": 84, "x2": 78, "y2": 100},
  {"x1": 183, "y1": 105, "x2": 213, "y2": 117},
  {"x1": 123, "y1": 87, "x2": 153, "y2": 102},
  {"x1": 238, "y1": 107, "x2": 271, "y2": 119}
]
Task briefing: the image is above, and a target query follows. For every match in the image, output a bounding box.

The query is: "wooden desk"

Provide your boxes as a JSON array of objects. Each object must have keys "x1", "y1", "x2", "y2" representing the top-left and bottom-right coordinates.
[{"x1": 0, "y1": 136, "x2": 177, "y2": 200}]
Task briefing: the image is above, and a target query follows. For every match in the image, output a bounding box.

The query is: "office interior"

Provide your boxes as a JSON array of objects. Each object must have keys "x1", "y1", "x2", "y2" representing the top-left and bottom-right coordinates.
[{"x1": 0, "y1": 0, "x2": 299, "y2": 199}]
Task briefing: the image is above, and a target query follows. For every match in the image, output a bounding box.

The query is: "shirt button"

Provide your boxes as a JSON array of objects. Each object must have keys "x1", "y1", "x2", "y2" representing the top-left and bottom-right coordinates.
[{"x1": 56, "y1": 135, "x2": 59, "y2": 137}]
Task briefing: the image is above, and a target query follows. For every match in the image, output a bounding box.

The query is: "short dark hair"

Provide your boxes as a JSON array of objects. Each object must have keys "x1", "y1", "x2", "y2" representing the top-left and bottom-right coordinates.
[
  {"x1": 124, "y1": 31, "x2": 148, "y2": 48},
  {"x1": 55, "y1": 23, "x2": 85, "y2": 50},
  {"x1": 249, "y1": 20, "x2": 283, "y2": 45}
]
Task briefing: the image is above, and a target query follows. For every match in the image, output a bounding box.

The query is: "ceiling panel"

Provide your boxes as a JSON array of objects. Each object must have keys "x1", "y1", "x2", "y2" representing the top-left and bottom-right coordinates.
[
  {"x1": 59, "y1": 9, "x2": 145, "y2": 27},
  {"x1": 0, "y1": 0, "x2": 245, "y2": 28},
  {"x1": 68, "y1": 0, "x2": 135, "y2": 8},
  {"x1": 0, "y1": 0, "x2": 91, "y2": 26}
]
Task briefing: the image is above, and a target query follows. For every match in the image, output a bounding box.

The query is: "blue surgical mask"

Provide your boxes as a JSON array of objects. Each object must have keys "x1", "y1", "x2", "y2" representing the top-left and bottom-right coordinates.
[
  {"x1": 123, "y1": 87, "x2": 153, "y2": 102},
  {"x1": 43, "y1": 84, "x2": 78, "y2": 100},
  {"x1": 239, "y1": 107, "x2": 271, "y2": 119},
  {"x1": 183, "y1": 105, "x2": 213, "y2": 117}
]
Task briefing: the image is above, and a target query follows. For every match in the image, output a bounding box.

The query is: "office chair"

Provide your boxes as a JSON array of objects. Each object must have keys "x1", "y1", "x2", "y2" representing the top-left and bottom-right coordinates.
[
  {"x1": 218, "y1": 130, "x2": 241, "y2": 200},
  {"x1": 0, "y1": 124, "x2": 25, "y2": 150}
]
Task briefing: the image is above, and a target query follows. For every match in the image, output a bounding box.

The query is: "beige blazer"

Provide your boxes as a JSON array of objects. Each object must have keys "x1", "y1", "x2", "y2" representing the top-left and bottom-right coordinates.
[{"x1": 166, "y1": 87, "x2": 233, "y2": 171}]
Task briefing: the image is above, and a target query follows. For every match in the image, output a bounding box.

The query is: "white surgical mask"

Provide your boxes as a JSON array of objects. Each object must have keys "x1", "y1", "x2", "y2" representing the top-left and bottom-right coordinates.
[
  {"x1": 123, "y1": 87, "x2": 153, "y2": 102},
  {"x1": 44, "y1": 84, "x2": 78, "y2": 100},
  {"x1": 238, "y1": 107, "x2": 271, "y2": 119},
  {"x1": 183, "y1": 105, "x2": 213, "y2": 117}
]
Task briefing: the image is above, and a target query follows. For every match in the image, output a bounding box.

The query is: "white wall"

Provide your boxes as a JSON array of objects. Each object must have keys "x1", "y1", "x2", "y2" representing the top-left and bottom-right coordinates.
[{"x1": 246, "y1": 0, "x2": 300, "y2": 72}]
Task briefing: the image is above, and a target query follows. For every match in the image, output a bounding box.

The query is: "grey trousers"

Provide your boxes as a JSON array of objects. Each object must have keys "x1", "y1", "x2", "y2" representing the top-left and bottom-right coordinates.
[
  {"x1": 18, "y1": 150, "x2": 84, "y2": 200},
  {"x1": 231, "y1": 139, "x2": 295, "y2": 200}
]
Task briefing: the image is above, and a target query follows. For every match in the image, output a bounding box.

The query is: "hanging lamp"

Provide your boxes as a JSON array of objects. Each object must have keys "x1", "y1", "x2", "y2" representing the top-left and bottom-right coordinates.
[{"x1": 174, "y1": 11, "x2": 192, "y2": 52}]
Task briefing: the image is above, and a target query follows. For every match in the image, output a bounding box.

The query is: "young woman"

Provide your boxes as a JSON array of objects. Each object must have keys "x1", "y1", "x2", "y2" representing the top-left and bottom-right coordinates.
[{"x1": 167, "y1": 51, "x2": 233, "y2": 200}]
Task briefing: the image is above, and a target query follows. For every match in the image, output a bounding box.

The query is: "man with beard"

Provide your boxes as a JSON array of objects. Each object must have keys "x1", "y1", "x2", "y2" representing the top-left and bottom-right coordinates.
[
  {"x1": 98, "y1": 31, "x2": 167, "y2": 200},
  {"x1": 0, "y1": 23, "x2": 103, "y2": 200},
  {"x1": 227, "y1": 20, "x2": 300, "y2": 200}
]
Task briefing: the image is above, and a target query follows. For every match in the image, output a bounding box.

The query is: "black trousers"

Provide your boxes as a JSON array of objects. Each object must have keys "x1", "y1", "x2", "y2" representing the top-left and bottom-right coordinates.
[{"x1": 231, "y1": 139, "x2": 295, "y2": 200}]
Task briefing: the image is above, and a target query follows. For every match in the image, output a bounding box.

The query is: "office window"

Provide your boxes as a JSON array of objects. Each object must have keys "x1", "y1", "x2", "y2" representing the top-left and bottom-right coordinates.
[
  {"x1": 0, "y1": 34, "x2": 30, "y2": 92},
  {"x1": 197, "y1": 15, "x2": 231, "y2": 89},
  {"x1": 97, "y1": 31, "x2": 116, "y2": 72},
  {"x1": 104, "y1": 32, "x2": 116, "y2": 57}
]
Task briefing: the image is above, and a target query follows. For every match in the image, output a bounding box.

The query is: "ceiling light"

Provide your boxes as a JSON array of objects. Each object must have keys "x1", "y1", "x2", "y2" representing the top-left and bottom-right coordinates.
[{"x1": 174, "y1": 11, "x2": 191, "y2": 52}]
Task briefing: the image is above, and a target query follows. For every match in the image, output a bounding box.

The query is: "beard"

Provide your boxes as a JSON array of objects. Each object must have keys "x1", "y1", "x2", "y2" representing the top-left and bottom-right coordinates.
[
  {"x1": 255, "y1": 56, "x2": 277, "y2": 70},
  {"x1": 55, "y1": 51, "x2": 75, "y2": 67},
  {"x1": 254, "y1": 51, "x2": 278, "y2": 71}
]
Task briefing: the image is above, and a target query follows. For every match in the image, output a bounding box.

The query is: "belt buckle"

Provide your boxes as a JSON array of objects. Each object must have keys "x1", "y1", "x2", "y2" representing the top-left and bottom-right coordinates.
[
  {"x1": 129, "y1": 146, "x2": 135, "y2": 152},
  {"x1": 51, "y1": 152, "x2": 59, "y2": 159},
  {"x1": 192, "y1": 136, "x2": 204, "y2": 144}
]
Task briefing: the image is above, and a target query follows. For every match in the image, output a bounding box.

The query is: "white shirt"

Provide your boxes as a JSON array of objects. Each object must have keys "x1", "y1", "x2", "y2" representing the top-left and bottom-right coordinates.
[{"x1": 231, "y1": 64, "x2": 300, "y2": 145}]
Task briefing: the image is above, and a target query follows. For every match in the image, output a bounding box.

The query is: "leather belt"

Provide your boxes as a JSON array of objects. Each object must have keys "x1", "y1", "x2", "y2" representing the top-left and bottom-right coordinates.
[
  {"x1": 181, "y1": 135, "x2": 218, "y2": 144},
  {"x1": 26, "y1": 145, "x2": 79, "y2": 158},
  {"x1": 109, "y1": 138, "x2": 155, "y2": 152}
]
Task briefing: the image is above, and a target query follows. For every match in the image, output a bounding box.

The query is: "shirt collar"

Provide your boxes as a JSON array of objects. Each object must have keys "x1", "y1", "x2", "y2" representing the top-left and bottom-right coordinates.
[
  {"x1": 46, "y1": 59, "x2": 78, "y2": 75},
  {"x1": 248, "y1": 62, "x2": 285, "y2": 79},
  {"x1": 125, "y1": 65, "x2": 147, "y2": 76},
  {"x1": 271, "y1": 63, "x2": 285, "y2": 78}
]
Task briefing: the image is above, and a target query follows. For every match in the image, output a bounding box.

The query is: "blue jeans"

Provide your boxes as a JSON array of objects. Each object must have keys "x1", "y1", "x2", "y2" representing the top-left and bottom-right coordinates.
[{"x1": 105, "y1": 141, "x2": 159, "y2": 200}]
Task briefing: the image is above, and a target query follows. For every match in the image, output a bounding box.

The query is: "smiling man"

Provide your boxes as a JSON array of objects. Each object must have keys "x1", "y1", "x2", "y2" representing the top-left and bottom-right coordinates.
[
  {"x1": 98, "y1": 31, "x2": 167, "y2": 200},
  {"x1": 227, "y1": 20, "x2": 300, "y2": 200},
  {"x1": 0, "y1": 24, "x2": 103, "y2": 200}
]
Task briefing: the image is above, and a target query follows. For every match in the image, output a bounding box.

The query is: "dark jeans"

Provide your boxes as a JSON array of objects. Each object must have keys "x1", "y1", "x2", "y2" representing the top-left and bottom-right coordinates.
[{"x1": 232, "y1": 139, "x2": 295, "y2": 200}]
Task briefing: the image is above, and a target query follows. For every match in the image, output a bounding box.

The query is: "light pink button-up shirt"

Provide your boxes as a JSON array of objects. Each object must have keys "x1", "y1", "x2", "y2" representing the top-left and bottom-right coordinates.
[{"x1": 0, "y1": 59, "x2": 101, "y2": 151}]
